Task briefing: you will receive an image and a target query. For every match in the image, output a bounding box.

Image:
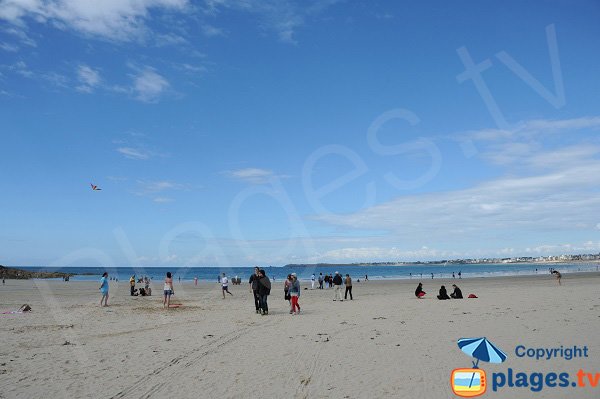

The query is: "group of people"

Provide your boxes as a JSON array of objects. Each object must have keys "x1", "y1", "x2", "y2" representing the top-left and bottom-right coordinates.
[
  {"x1": 415, "y1": 283, "x2": 463, "y2": 300},
  {"x1": 128, "y1": 275, "x2": 153, "y2": 297},
  {"x1": 314, "y1": 272, "x2": 354, "y2": 297}
]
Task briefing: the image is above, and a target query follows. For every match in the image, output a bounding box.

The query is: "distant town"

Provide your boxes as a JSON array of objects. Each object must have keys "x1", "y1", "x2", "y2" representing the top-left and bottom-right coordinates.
[{"x1": 285, "y1": 253, "x2": 600, "y2": 268}]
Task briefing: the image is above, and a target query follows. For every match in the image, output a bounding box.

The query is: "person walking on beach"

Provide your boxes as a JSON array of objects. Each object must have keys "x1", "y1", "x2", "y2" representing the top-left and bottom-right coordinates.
[
  {"x1": 333, "y1": 272, "x2": 343, "y2": 301},
  {"x1": 129, "y1": 275, "x2": 136, "y2": 296},
  {"x1": 257, "y1": 269, "x2": 271, "y2": 315},
  {"x1": 163, "y1": 272, "x2": 174, "y2": 309},
  {"x1": 289, "y1": 273, "x2": 301, "y2": 314},
  {"x1": 452, "y1": 272, "x2": 455, "y2": 279},
  {"x1": 415, "y1": 283, "x2": 425, "y2": 298},
  {"x1": 344, "y1": 274, "x2": 353, "y2": 300},
  {"x1": 318, "y1": 273, "x2": 324, "y2": 289},
  {"x1": 458, "y1": 271, "x2": 462, "y2": 279},
  {"x1": 249, "y1": 267, "x2": 261, "y2": 313},
  {"x1": 431, "y1": 273, "x2": 434, "y2": 279},
  {"x1": 99, "y1": 272, "x2": 109, "y2": 307},
  {"x1": 194, "y1": 277, "x2": 198, "y2": 286},
  {"x1": 311, "y1": 273, "x2": 316, "y2": 289},
  {"x1": 284, "y1": 274, "x2": 292, "y2": 305},
  {"x1": 221, "y1": 273, "x2": 233, "y2": 298}
]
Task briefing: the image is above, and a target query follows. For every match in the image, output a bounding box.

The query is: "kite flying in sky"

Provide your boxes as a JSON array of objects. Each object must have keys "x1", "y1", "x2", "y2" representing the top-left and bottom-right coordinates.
[{"x1": 90, "y1": 183, "x2": 102, "y2": 191}]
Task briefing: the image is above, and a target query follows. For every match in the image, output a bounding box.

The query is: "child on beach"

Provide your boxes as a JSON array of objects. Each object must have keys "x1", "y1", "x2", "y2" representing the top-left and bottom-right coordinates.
[
  {"x1": 163, "y1": 272, "x2": 174, "y2": 309},
  {"x1": 221, "y1": 273, "x2": 233, "y2": 298},
  {"x1": 99, "y1": 272, "x2": 109, "y2": 307}
]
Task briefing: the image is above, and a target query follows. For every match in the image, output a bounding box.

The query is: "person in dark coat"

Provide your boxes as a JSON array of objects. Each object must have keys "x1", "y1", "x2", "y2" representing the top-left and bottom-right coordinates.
[
  {"x1": 450, "y1": 284, "x2": 463, "y2": 299},
  {"x1": 437, "y1": 285, "x2": 450, "y2": 300},
  {"x1": 257, "y1": 269, "x2": 271, "y2": 315},
  {"x1": 248, "y1": 266, "x2": 261, "y2": 313}
]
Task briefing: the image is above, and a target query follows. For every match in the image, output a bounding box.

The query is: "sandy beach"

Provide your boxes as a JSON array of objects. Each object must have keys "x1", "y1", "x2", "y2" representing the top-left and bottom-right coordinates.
[{"x1": 1, "y1": 273, "x2": 599, "y2": 399}]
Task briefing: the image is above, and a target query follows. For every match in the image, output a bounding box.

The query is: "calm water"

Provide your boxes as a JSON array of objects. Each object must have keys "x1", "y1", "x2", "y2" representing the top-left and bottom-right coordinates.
[{"x1": 18, "y1": 262, "x2": 599, "y2": 282}]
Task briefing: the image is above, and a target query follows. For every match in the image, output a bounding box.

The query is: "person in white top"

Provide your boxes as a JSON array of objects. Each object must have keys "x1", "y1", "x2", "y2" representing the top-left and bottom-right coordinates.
[
  {"x1": 221, "y1": 272, "x2": 233, "y2": 299},
  {"x1": 311, "y1": 273, "x2": 316, "y2": 289}
]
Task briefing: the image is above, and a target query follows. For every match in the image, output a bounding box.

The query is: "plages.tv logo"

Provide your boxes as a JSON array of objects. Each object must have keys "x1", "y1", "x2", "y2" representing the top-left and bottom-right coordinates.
[{"x1": 451, "y1": 337, "x2": 508, "y2": 397}]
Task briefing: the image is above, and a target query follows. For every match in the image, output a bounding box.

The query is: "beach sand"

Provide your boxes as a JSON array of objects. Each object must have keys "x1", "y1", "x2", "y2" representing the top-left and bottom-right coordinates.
[{"x1": 1, "y1": 273, "x2": 599, "y2": 398}]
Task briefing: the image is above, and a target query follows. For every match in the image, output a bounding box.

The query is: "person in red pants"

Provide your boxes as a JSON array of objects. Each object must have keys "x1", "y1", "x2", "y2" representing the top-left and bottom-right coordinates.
[{"x1": 289, "y1": 273, "x2": 301, "y2": 315}]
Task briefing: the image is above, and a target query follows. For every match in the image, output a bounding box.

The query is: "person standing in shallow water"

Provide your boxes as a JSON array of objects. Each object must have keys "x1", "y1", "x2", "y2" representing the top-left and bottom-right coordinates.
[{"x1": 99, "y1": 272, "x2": 109, "y2": 307}]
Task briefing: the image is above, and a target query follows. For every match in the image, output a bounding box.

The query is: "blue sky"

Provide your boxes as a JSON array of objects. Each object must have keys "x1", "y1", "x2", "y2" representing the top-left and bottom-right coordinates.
[{"x1": 1, "y1": 0, "x2": 600, "y2": 266}]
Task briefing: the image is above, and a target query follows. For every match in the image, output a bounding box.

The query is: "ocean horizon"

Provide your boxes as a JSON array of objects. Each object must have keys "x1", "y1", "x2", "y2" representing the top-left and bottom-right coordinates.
[{"x1": 15, "y1": 262, "x2": 600, "y2": 282}]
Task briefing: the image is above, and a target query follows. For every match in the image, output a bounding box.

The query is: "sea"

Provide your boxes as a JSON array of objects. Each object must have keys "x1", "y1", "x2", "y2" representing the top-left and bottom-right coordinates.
[{"x1": 17, "y1": 262, "x2": 600, "y2": 282}]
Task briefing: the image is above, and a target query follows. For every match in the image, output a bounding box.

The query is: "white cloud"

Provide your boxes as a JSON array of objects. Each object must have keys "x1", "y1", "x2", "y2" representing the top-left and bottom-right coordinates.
[
  {"x1": 131, "y1": 67, "x2": 170, "y2": 103},
  {"x1": 202, "y1": 24, "x2": 224, "y2": 37},
  {"x1": 463, "y1": 116, "x2": 600, "y2": 142},
  {"x1": 116, "y1": 147, "x2": 151, "y2": 160},
  {"x1": 153, "y1": 197, "x2": 174, "y2": 203},
  {"x1": 0, "y1": 0, "x2": 189, "y2": 42},
  {"x1": 133, "y1": 180, "x2": 186, "y2": 202},
  {"x1": 203, "y1": 0, "x2": 340, "y2": 43},
  {"x1": 9, "y1": 60, "x2": 33, "y2": 77},
  {"x1": 313, "y1": 117, "x2": 600, "y2": 256},
  {"x1": 154, "y1": 32, "x2": 187, "y2": 46},
  {"x1": 75, "y1": 64, "x2": 100, "y2": 93},
  {"x1": 226, "y1": 167, "x2": 289, "y2": 184},
  {"x1": 0, "y1": 41, "x2": 19, "y2": 51}
]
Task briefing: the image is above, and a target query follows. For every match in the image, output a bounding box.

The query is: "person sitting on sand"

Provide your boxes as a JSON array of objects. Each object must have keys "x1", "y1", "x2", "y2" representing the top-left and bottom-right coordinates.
[
  {"x1": 437, "y1": 285, "x2": 450, "y2": 300},
  {"x1": 415, "y1": 283, "x2": 425, "y2": 298},
  {"x1": 551, "y1": 270, "x2": 562, "y2": 285},
  {"x1": 450, "y1": 284, "x2": 463, "y2": 299}
]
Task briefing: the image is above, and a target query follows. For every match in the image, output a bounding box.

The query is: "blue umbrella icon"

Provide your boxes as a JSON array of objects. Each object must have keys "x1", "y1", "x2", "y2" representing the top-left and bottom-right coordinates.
[{"x1": 458, "y1": 337, "x2": 507, "y2": 388}]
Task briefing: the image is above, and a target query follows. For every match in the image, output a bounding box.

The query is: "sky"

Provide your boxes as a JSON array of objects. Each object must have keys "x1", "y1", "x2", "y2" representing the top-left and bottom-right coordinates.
[{"x1": 1, "y1": 0, "x2": 600, "y2": 267}]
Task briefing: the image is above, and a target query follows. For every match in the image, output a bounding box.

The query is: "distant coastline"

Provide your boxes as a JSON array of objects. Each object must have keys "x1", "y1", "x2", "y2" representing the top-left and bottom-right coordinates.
[
  {"x1": 284, "y1": 253, "x2": 600, "y2": 268},
  {"x1": 0, "y1": 265, "x2": 75, "y2": 279}
]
